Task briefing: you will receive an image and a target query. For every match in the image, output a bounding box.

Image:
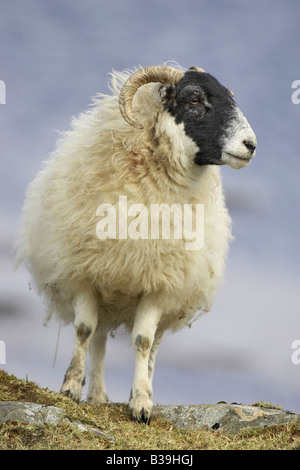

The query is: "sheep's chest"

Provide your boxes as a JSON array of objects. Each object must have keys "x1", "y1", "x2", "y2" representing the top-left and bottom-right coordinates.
[{"x1": 90, "y1": 230, "x2": 225, "y2": 331}]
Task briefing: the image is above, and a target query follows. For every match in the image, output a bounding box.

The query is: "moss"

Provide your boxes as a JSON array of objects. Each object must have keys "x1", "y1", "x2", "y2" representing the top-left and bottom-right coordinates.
[{"x1": 251, "y1": 401, "x2": 283, "y2": 411}]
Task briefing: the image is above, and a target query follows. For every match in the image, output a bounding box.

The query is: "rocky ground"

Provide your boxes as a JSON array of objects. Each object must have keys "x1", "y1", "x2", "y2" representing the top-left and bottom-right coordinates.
[{"x1": 1, "y1": 399, "x2": 300, "y2": 437}]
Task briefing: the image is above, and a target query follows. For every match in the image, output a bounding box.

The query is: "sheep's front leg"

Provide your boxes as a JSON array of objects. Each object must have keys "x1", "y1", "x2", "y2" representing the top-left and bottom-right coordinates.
[
  {"x1": 60, "y1": 286, "x2": 98, "y2": 402},
  {"x1": 130, "y1": 295, "x2": 162, "y2": 423}
]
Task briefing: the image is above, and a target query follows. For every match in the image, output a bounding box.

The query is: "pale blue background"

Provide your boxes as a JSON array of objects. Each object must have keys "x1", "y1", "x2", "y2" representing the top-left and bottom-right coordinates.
[{"x1": 0, "y1": 0, "x2": 299, "y2": 412}]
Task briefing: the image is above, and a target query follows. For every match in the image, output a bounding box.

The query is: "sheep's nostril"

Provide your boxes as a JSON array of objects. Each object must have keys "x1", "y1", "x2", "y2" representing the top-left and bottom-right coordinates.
[{"x1": 243, "y1": 140, "x2": 256, "y2": 154}]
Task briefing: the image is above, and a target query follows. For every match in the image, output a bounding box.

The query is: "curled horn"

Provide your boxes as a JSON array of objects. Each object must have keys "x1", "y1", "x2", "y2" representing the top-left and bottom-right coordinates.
[
  {"x1": 119, "y1": 65, "x2": 184, "y2": 129},
  {"x1": 188, "y1": 66, "x2": 206, "y2": 73}
]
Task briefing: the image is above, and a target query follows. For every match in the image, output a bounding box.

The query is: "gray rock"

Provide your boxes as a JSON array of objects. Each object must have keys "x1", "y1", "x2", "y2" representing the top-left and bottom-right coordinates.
[
  {"x1": 153, "y1": 403, "x2": 300, "y2": 433},
  {"x1": 0, "y1": 401, "x2": 114, "y2": 441},
  {"x1": 1, "y1": 400, "x2": 299, "y2": 436},
  {"x1": 0, "y1": 401, "x2": 65, "y2": 425}
]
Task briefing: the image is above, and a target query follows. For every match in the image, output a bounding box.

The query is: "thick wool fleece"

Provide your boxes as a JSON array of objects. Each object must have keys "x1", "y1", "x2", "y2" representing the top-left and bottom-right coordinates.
[{"x1": 16, "y1": 69, "x2": 232, "y2": 334}]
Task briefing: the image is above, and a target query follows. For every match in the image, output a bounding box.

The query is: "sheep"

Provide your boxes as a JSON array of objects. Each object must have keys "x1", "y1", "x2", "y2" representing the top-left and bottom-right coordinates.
[{"x1": 17, "y1": 64, "x2": 256, "y2": 423}]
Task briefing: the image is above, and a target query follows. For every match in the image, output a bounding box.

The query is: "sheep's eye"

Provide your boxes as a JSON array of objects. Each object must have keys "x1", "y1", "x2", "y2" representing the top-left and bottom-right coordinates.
[{"x1": 190, "y1": 99, "x2": 200, "y2": 105}]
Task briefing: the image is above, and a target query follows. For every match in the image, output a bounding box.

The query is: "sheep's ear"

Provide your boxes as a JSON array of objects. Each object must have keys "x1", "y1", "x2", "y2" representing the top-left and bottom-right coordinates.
[{"x1": 159, "y1": 83, "x2": 176, "y2": 104}]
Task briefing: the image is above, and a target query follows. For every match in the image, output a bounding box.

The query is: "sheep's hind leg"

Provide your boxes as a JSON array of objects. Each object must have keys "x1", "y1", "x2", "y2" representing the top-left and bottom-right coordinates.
[
  {"x1": 60, "y1": 286, "x2": 98, "y2": 403},
  {"x1": 130, "y1": 295, "x2": 162, "y2": 424},
  {"x1": 148, "y1": 331, "x2": 163, "y2": 391},
  {"x1": 87, "y1": 326, "x2": 109, "y2": 404}
]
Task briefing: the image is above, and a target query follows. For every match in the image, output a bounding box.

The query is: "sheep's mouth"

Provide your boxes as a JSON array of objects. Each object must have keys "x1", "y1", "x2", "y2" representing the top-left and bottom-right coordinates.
[
  {"x1": 221, "y1": 152, "x2": 253, "y2": 169},
  {"x1": 225, "y1": 152, "x2": 252, "y2": 163}
]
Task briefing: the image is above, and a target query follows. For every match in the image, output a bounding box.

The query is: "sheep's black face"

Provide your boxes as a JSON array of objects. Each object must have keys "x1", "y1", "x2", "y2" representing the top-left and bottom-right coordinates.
[{"x1": 160, "y1": 71, "x2": 256, "y2": 169}]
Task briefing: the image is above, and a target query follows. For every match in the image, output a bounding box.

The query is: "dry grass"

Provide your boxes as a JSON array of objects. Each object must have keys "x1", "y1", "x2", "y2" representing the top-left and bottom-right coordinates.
[{"x1": 0, "y1": 369, "x2": 300, "y2": 450}]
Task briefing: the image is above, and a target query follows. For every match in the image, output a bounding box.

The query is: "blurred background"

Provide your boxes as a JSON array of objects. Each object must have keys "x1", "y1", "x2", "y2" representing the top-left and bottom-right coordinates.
[{"x1": 0, "y1": 0, "x2": 299, "y2": 412}]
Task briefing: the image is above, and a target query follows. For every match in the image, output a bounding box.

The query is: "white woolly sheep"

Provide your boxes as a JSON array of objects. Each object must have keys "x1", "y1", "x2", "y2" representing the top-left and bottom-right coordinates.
[{"x1": 17, "y1": 65, "x2": 256, "y2": 423}]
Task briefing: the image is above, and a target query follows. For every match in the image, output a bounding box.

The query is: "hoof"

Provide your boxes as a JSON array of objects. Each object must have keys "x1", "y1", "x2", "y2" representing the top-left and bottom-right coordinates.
[
  {"x1": 60, "y1": 377, "x2": 82, "y2": 403},
  {"x1": 129, "y1": 393, "x2": 153, "y2": 424},
  {"x1": 60, "y1": 388, "x2": 81, "y2": 403},
  {"x1": 87, "y1": 393, "x2": 109, "y2": 405},
  {"x1": 132, "y1": 407, "x2": 151, "y2": 425}
]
